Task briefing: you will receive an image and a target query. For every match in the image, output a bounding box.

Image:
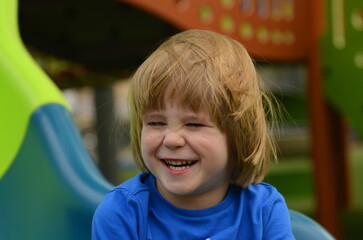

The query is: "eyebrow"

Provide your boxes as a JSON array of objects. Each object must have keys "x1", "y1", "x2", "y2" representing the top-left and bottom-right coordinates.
[
  {"x1": 183, "y1": 115, "x2": 205, "y2": 122},
  {"x1": 142, "y1": 112, "x2": 163, "y2": 119},
  {"x1": 143, "y1": 110, "x2": 208, "y2": 120}
]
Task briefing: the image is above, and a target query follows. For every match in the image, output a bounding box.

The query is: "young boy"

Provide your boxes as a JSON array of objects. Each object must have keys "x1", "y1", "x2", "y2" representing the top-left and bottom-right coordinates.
[{"x1": 92, "y1": 30, "x2": 295, "y2": 239}]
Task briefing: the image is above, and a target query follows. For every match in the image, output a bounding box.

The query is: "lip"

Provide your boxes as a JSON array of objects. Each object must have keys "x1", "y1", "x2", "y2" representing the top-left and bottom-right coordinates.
[{"x1": 160, "y1": 158, "x2": 198, "y2": 175}]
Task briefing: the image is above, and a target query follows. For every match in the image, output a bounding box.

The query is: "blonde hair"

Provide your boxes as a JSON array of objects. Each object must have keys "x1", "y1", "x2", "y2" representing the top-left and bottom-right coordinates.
[{"x1": 129, "y1": 30, "x2": 278, "y2": 188}]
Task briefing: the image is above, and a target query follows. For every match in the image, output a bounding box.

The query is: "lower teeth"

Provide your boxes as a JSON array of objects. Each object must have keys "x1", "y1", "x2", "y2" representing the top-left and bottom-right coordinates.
[{"x1": 169, "y1": 165, "x2": 191, "y2": 171}]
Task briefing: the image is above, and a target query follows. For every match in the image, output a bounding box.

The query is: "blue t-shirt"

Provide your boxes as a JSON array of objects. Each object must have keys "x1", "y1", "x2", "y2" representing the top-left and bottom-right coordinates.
[{"x1": 92, "y1": 173, "x2": 295, "y2": 240}]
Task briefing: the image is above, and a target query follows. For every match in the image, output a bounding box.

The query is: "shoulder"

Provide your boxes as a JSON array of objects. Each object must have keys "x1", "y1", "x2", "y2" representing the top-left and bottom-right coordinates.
[
  {"x1": 243, "y1": 183, "x2": 294, "y2": 238},
  {"x1": 242, "y1": 182, "x2": 289, "y2": 221},
  {"x1": 93, "y1": 173, "x2": 154, "y2": 222},
  {"x1": 92, "y1": 173, "x2": 153, "y2": 239},
  {"x1": 243, "y1": 182, "x2": 282, "y2": 203},
  {"x1": 100, "y1": 172, "x2": 153, "y2": 208},
  {"x1": 112, "y1": 172, "x2": 152, "y2": 195},
  {"x1": 236, "y1": 183, "x2": 294, "y2": 239},
  {"x1": 246, "y1": 182, "x2": 279, "y2": 194}
]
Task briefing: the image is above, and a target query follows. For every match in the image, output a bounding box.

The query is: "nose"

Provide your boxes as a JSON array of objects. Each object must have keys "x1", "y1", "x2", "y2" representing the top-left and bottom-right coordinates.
[{"x1": 163, "y1": 129, "x2": 186, "y2": 149}]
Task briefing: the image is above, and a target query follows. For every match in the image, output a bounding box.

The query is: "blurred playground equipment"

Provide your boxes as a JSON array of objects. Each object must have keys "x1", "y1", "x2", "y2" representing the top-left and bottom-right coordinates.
[
  {"x1": 1, "y1": 0, "x2": 362, "y2": 239},
  {"x1": 0, "y1": 0, "x2": 113, "y2": 239},
  {"x1": 289, "y1": 210, "x2": 335, "y2": 240},
  {"x1": 321, "y1": 0, "x2": 363, "y2": 139}
]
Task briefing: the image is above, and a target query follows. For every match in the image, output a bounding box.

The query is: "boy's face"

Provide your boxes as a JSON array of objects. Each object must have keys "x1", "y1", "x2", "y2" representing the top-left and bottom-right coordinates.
[{"x1": 141, "y1": 102, "x2": 232, "y2": 209}]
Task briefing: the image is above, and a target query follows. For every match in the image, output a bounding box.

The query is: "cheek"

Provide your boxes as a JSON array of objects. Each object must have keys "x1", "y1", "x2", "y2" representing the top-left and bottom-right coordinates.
[
  {"x1": 198, "y1": 134, "x2": 228, "y2": 159},
  {"x1": 141, "y1": 129, "x2": 158, "y2": 156},
  {"x1": 140, "y1": 130, "x2": 149, "y2": 155},
  {"x1": 211, "y1": 134, "x2": 230, "y2": 167}
]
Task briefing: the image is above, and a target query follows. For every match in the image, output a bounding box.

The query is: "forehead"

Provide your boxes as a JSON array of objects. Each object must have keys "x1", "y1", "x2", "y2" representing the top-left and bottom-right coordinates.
[
  {"x1": 144, "y1": 83, "x2": 211, "y2": 110},
  {"x1": 145, "y1": 99, "x2": 210, "y2": 116}
]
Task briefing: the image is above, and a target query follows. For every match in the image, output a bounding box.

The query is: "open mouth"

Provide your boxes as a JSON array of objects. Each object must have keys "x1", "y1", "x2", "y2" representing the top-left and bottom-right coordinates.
[{"x1": 163, "y1": 159, "x2": 198, "y2": 171}]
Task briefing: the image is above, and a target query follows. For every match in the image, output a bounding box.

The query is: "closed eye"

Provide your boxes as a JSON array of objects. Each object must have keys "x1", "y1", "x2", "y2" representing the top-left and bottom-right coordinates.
[
  {"x1": 148, "y1": 122, "x2": 165, "y2": 126},
  {"x1": 186, "y1": 123, "x2": 204, "y2": 128}
]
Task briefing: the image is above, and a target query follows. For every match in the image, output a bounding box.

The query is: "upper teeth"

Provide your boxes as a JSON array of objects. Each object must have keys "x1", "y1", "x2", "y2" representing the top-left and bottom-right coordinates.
[{"x1": 164, "y1": 160, "x2": 193, "y2": 166}]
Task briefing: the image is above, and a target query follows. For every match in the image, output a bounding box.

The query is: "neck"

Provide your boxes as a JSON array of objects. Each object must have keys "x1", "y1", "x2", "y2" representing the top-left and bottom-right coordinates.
[{"x1": 156, "y1": 182, "x2": 230, "y2": 210}]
